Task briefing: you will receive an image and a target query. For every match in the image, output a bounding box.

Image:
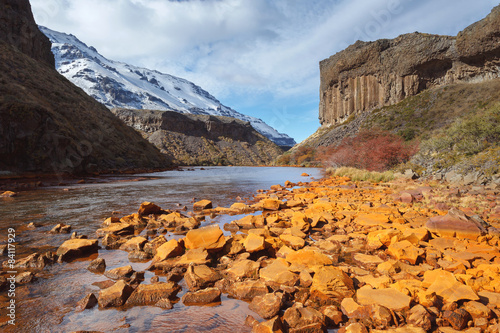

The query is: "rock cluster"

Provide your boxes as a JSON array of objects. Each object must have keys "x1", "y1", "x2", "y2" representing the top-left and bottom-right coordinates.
[{"x1": 4, "y1": 175, "x2": 500, "y2": 332}]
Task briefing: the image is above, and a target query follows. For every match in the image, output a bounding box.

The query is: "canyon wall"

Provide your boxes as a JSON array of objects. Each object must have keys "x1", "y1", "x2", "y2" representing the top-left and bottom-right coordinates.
[{"x1": 319, "y1": 5, "x2": 500, "y2": 125}]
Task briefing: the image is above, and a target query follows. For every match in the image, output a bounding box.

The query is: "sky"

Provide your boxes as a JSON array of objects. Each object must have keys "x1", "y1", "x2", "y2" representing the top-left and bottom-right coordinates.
[{"x1": 30, "y1": 0, "x2": 498, "y2": 143}]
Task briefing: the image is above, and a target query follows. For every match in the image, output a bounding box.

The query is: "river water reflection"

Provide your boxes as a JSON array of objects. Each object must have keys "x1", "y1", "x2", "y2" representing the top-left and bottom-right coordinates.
[{"x1": 0, "y1": 166, "x2": 322, "y2": 333}]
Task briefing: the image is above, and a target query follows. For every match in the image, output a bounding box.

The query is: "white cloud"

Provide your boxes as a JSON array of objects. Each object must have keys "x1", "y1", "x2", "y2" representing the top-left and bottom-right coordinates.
[{"x1": 30, "y1": 0, "x2": 498, "y2": 141}]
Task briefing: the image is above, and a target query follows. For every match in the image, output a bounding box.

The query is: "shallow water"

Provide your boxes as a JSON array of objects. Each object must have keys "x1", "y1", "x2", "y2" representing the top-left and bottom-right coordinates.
[{"x1": 0, "y1": 166, "x2": 322, "y2": 333}]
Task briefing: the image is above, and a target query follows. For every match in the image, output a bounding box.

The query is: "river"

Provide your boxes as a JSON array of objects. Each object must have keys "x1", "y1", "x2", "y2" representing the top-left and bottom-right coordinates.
[{"x1": 0, "y1": 166, "x2": 323, "y2": 333}]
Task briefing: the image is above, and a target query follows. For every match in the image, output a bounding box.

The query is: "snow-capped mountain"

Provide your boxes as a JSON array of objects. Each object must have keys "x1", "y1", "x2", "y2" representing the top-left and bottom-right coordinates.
[{"x1": 39, "y1": 26, "x2": 296, "y2": 147}]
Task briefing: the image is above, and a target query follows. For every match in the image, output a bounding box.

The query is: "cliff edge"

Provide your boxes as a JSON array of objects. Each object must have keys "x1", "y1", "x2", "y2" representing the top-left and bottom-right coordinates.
[{"x1": 319, "y1": 5, "x2": 500, "y2": 125}]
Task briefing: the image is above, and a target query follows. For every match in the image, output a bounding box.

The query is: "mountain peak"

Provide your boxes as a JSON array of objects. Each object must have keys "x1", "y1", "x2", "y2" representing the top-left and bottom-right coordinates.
[{"x1": 40, "y1": 26, "x2": 296, "y2": 147}]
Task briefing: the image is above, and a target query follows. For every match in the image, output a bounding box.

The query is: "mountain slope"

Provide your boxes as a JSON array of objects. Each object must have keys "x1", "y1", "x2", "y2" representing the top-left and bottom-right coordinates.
[
  {"x1": 39, "y1": 26, "x2": 296, "y2": 147},
  {"x1": 0, "y1": 0, "x2": 170, "y2": 175},
  {"x1": 112, "y1": 108, "x2": 284, "y2": 166}
]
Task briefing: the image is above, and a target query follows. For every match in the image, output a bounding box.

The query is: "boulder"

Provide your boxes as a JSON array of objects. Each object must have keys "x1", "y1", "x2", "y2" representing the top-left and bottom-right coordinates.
[
  {"x1": 75, "y1": 293, "x2": 98, "y2": 312},
  {"x1": 138, "y1": 201, "x2": 162, "y2": 216},
  {"x1": 56, "y1": 239, "x2": 99, "y2": 261},
  {"x1": 225, "y1": 259, "x2": 260, "y2": 281},
  {"x1": 356, "y1": 285, "x2": 411, "y2": 311},
  {"x1": 283, "y1": 303, "x2": 325, "y2": 333},
  {"x1": 262, "y1": 199, "x2": 282, "y2": 211},
  {"x1": 228, "y1": 280, "x2": 268, "y2": 300},
  {"x1": 387, "y1": 240, "x2": 424, "y2": 264},
  {"x1": 244, "y1": 233, "x2": 266, "y2": 253},
  {"x1": 426, "y1": 208, "x2": 486, "y2": 240},
  {"x1": 310, "y1": 266, "x2": 354, "y2": 305},
  {"x1": 184, "y1": 264, "x2": 221, "y2": 291},
  {"x1": 259, "y1": 258, "x2": 299, "y2": 287},
  {"x1": 98, "y1": 280, "x2": 134, "y2": 308},
  {"x1": 119, "y1": 236, "x2": 147, "y2": 252},
  {"x1": 151, "y1": 239, "x2": 183, "y2": 263},
  {"x1": 184, "y1": 225, "x2": 226, "y2": 251},
  {"x1": 193, "y1": 199, "x2": 213, "y2": 210},
  {"x1": 143, "y1": 235, "x2": 167, "y2": 255},
  {"x1": 249, "y1": 293, "x2": 283, "y2": 319},
  {"x1": 125, "y1": 282, "x2": 181, "y2": 306},
  {"x1": 155, "y1": 298, "x2": 173, "y2": 309},
  {"x1": 279, "y1": 234, "x2": 305, "y2": 250},
  {"x1": 182, "y1": 287, "x2": 221, "y2": 305},
  {"x1": 102, "y1": 234, "x2": 126, "y2": 249},
  {"x1": 87, "y1": 258, "x2": 106, "y2": 273},
  {"x1": 104, "y1": 265, "x2": 134, "y2": 280}
]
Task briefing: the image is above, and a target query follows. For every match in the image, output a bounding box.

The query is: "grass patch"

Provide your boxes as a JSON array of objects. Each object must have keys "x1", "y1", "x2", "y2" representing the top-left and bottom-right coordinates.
[{"x1": 326, "y1": 166, "x2": 395, "y2": 183}]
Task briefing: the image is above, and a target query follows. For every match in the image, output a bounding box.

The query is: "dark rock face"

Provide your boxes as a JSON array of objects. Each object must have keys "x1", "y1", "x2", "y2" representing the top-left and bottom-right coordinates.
[
  {"x1": 0, "y1": 0, "x2": 170, "y2": 175},
  {"x1": 319, "y1": 5, "x2": 500, "y2": 125},
  {"x1": 0, "y1": 0, "x2": 54, "y2": 67},
  {"x1": 112, "y1": 108, "x2": 284, "y2": 166}
]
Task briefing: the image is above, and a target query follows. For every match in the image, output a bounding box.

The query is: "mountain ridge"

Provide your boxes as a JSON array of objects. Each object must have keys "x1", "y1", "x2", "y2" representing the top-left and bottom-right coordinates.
[{"x1": 39, "y1": 26, "x2": 296, "y2": 147}]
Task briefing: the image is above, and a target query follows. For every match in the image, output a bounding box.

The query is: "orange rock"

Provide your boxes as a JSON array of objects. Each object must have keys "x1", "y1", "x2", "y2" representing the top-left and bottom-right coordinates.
[
  {"x1": 184, "y1": 225, "x2": 226, "y2": 251},
  {"x1": 310, "y1": 266, "x2": 354, "y2": 301},
  {"x1": 387, "y1": 240, "x2": 424, "y2": 264},
  {"x1": 152, "y1": 239, "x2": 184, "y2": 263},
  {"x1": 366, "y1": 229, "x2": 401, "y2": 249},
  {"x1": 138, "y1": 201, "x2": 162, "y2": 216},
  {"x1": 243, "y1": 233, "x2": 266, "y2": 253},
  {"x1": 286, "y1": 249, "x2": 334, "y2": 271},
  {"x1": 356, "y1": 285, "x2": 411, "y2": 311},
  {"x1": 355, "y1": 213, "x2": 390, "y2": 227},
  {"x1": 279, "y1": 234, "x2": 305, "y2": 250},
  {"x1": 423, "y1": 269, "x2": 479, "y2": 303},
  {"x1": 259, "y1": 258, "x2": 298, "y2": 287},
  {"x1": 262, "y1": 199, "x2": 282, "y2": 211},
  {"x1": 225, "y1": 259, "x2": 260, "y2": 281},
  {"x1": 1, "y1": 191, "x2": 16, "y2": 197},
  {"x1": 193, "y1": 199, "x2": 213, "y2": 211}
]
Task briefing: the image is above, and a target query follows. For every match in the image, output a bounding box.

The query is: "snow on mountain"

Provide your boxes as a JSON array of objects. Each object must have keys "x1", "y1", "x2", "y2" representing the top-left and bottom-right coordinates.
[{"x1": 39, "y1": 26, "x2": 296, "y2": 147}]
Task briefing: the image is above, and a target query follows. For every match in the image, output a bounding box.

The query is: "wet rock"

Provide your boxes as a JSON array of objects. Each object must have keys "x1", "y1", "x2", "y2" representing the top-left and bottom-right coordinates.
[
  {"x1": 138, "y1": 201, "x2": 163, "y2": 216},
  {"x1": 102, "y1": 234, "x2": 126, "y2": 250},
  {"x1": 252, "y1": 316, "x2": 284, "y2": 333},
  {"x1": 125, "y1": 282, "x2": 181, "y2": 306},
  {"x1": 193, "y1": 199, "x2": 213, "y2": 211},
  {"x1": 244, "y1": 233, "x2": 266, "y2": 253},
  {"x1": 155, "y1": 298, "x2": 173, "y2": 309},
  {"x1": 443, "y1": 308, "x2": 470, "y2": 330},
  {"x1": 50, "y1": 223, "x2": 72, "y2": 233},
  {"x1": 184, "y1": 225, "x2": 226, "y2": 251},
  {"x1": 92, "y1": 280, "x2": 115, "y2": 289},
  {"x1": 4, "y1": 252, "x2": 54, "y2": 269},
  {"x1": 224, "y1": 259, "x2": 260, "y2": 281},
  {"x1": 283, "y1": 303, "x2": 325, "y2": 333},
  {"x1": 356, "y1": 285, "x2": 411, "y2": 311},
  {"x1": 249, "y1": 293, "x2": 283, "y2": 319},
  {"x1": 16, "y1": 271, "x2": 35, "y2": 284},
  {"x1": 310, "y1": 266, "x2": 354, "y2": 305},
  {"x1": 228, "y1": 280, "x2": 268, "y2": 300},
  {"x1": 119, "y1": 236, "x2": 147, "y2": 252},
  {"x1": 75, "y1": 293, "x2": 98, "y2": 312},
  {"x1": 184, "y1": 264, "x2": 221, "y2": 291},
  {"x1": 151, "y1": 239, "x2": 184, "y2": 263},
  {"x1": 87, "y1": 258, "x2": 106, "y2": 273},
  {"x1": 98, "y1": 280, "x2": 134, "y2": 308},
  {"x1": 407, "y1": 304, "x2": 433, "y2": 331},
  {"x1": 56, "y1": 239, "x2": 99, "y2": 261},
  {"x1": 259, "y1": 258, "x2": 299, "y2": 287},
  {"x1": 104, "y1": 265, "x2": 134, "y2": 280},
  {"x1": 143, "y1": 235, "x2": 167, "y2": 256},
  {"x1": 182, "y1": 287, "x2": 221, "y2": 305},
  {"x1": 96, "y1": 223, "x2": 134, "y2": 237},
  {"x1": 128, "y1": 250, "x2": 151, "y2": 261},
  {"x1": 1, "y1": 191, "x2": 17, "y2": 197}
]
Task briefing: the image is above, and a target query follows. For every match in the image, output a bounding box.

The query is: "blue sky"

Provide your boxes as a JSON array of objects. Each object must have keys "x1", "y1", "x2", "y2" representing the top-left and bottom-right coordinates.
[{"x1": 30, "y1": 0, "x2": 498, "y2": 143}]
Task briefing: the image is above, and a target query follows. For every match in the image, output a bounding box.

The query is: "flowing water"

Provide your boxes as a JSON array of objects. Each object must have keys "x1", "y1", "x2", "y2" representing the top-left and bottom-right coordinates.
[{"x1": 0, "y1": 166, "x2": 322, "y2": 333}]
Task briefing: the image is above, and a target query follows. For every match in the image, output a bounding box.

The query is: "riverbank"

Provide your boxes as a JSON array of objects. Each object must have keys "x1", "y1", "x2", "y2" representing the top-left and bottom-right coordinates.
[{"x1": 2, "y1": 168, "x2": 500, "y2": 332}]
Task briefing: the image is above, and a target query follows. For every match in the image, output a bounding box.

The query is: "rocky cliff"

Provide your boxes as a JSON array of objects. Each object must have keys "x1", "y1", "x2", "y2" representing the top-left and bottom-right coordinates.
[
  {"x1": 0, "y1": 0, "x2": 170, "y2": 174},
  {"x1": 319, "y1": 5, "x2": 500, "y2": 125},
  {"x1": 112, "y1": 109, "x2": 284, "y2": 166},
  {"x1": 0, "y1": 0, "x2": 54, "y2": 67}
]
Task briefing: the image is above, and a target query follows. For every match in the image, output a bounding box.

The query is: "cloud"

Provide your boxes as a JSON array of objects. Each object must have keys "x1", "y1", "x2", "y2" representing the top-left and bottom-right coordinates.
[{"x1": 30, "y1": 0, "x2": 498, "y2": 141}]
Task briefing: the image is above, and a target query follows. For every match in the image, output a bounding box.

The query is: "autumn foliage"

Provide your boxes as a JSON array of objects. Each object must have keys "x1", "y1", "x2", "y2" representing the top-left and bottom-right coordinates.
[{"x1": 316, "y1": 129, "x2": 419, "y2": 171}]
